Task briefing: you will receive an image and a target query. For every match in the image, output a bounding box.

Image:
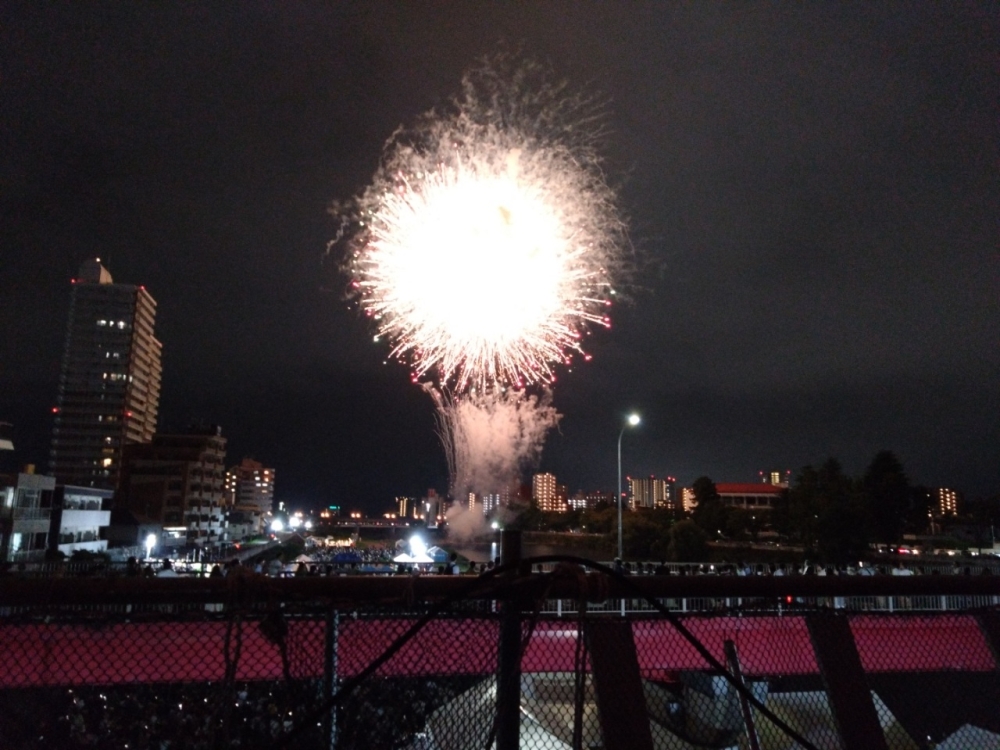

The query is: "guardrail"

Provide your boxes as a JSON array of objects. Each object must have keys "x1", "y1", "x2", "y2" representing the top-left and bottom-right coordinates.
[{"x1": 3, "y1": 559, "x2": 1000, "y2": 750}]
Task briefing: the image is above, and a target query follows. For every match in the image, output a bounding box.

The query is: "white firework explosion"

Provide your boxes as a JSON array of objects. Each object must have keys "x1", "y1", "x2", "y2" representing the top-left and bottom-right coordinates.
[{"x1": 342, "y1": 57, "x2": 628, "y2": 393}]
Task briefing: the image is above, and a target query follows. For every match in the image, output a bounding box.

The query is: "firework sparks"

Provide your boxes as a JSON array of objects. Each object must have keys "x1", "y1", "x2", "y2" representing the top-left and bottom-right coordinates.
[{"x1": 342, "y1": 58, "x2": 627, "y2": 392}]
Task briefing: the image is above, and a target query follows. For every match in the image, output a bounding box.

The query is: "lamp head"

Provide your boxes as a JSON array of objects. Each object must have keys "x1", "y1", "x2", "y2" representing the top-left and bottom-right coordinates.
[{"x1": 627, "y1": 414, "x2": 641, "y2": 427}]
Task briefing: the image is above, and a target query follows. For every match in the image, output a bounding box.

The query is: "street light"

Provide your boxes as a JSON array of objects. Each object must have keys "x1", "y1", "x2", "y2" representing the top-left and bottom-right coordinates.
[{"x1": 617, "y1": 413, "x2": 641, "y2": 560}]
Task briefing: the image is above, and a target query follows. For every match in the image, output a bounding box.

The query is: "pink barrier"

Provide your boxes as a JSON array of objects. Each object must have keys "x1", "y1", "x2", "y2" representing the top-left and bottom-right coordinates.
[{"x1": 1, "y1": 614, "x2": 993, "y2": 688}]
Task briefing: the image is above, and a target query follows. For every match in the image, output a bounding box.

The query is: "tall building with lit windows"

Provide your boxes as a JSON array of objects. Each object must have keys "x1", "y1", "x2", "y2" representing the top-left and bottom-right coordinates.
[
  {"x1": 49, "y1": 260, "x2": 162, "y2": 491},
  {"x1": 628, "y1": 476, "x2": 678, "y2": 511},
  {"x1": 533, "y1": 472, "x2": 564, "y2": 512},
  {"x1": 936, "y1": 488, "x2": 959, "y2": 517},
  {"x1": 225, "y1": 458, "x2": 275, "y2": 536}
]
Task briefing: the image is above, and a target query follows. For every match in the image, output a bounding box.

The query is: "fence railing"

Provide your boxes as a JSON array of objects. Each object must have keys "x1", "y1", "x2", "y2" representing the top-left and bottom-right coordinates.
[{"x1": 3, "y1": 559, "x2": 1000, "y2": 750}]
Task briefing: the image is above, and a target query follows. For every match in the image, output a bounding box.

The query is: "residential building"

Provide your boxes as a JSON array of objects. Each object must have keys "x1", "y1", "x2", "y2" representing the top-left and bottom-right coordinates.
[
  {"x1": 50, "y1": 485, "x2": 113, "y2": 558},
  {"x1": 397, "y1": 496, "x2": 419, "y2": 520},
  {"x1": 119, "y1": 426, "x2": 228, "y2": 555},
  {"x1": 628, "y1": 476, "x2": 678, "y2": 511},
  {"x1": 681, "y1": 487, "x2": 697, "y2": 514},
  {"x1": 583, "y1": 490, "x2": 615, "y2": 510},
  {"x1": 49, "y1": 259, "x2": 162, "y2": 490},
  {"x1": 567, "y1": 491, "x2": 588, "y2": 511},
  {"x1": 482, "y1": 491, "x2": 510, "y2": 516},
  {"x1": 224, "y1": 458, "x2": 275, "y2": 538},
  {"x1": 533, "y1": 472, "x2": 564, "y2": 512},
  {"x1": 0, "y1": 469, "x2": 55, "y2": 562},
  {"x1": 936, "y1": 488, "x2": 959, "y2": 517}
]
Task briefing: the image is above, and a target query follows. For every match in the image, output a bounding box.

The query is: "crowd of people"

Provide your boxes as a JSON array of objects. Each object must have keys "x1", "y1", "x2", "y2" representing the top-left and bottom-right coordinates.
[
  {"x1": 610, "y1": 559, "x2": 996, "y2": 576},
  {"x1": 1, "y1": 681, "x2": 325, "y2": 749}
]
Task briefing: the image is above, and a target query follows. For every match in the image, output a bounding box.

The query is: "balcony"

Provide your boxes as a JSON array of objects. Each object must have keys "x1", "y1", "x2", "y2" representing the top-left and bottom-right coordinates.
[{"x1": 0, "y1": 507, "x2": 51, "y2": 522}]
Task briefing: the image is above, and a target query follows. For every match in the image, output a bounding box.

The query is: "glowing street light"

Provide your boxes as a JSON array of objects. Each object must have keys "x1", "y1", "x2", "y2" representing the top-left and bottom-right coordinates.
[
  {"x1": 144, "y1": 533, "x2": 157, "y2": 560},
  {"x1": 617, "y1": 413, "x2": 641, "y2": 561}
]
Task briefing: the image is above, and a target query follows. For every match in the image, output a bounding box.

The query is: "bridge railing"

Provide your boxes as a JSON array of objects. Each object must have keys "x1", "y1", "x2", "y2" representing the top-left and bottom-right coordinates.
[{"x1": 3, "y1": 563, "x2": 1000, "y2": 750}]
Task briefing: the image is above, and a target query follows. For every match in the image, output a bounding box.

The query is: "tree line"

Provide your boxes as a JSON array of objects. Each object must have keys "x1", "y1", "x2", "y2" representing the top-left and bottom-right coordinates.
[{"x1": 512, "y1": 450, "x2": 998, "y2": 563}]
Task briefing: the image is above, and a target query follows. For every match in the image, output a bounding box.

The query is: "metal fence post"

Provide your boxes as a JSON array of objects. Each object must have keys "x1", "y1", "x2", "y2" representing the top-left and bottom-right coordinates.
[
  {"x1": 325, "y1": 607, "x2": 339, "y2": 750},
  {"x1": 496, "y1": 530, "x2": 522, "y2": 750}
]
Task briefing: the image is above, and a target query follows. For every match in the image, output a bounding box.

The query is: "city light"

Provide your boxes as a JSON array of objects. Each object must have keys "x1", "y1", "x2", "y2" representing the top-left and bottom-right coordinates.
[{"x1": 409, "y1": 534, "x2": 427, "y2": 558}]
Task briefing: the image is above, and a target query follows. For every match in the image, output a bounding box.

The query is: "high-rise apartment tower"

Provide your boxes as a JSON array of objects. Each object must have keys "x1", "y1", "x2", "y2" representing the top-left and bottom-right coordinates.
[{"x1": 49, "y1": 259, "x2": 162, "y2": 490}]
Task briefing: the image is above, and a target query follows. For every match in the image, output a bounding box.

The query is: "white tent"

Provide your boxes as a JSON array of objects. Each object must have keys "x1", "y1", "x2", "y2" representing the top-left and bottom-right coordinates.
[{"x1": 936, "y1": 724, "x2": 1000, "y2": 750}]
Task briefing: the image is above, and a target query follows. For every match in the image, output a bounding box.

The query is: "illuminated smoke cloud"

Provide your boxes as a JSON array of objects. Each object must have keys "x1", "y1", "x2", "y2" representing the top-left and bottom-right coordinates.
[
  {"x1": 432, "y1": 388, "x2": 561, "y2": 541},
  {"x1": 431, "y1": 387, "x2": 560, "y2": 498}
]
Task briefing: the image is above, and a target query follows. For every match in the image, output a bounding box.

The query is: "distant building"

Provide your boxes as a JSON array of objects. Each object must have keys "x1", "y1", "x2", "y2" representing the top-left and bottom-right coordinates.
[
  {"x1": 49, "y1": 259, "x2": 162, "y2": 490},
  {"x1": 681, "y1": 487, "x2": 697, "y2": 514},
  {"x1": 716, "y1": 483, "x2": 784, "y2": 511},
  {"x1": 567, "y1": 491, "x2": 588, "y2": 511},
  {"x1": 556, "y1": 483, "x2": 568, "y2": 508},
  {"x1": 397, "y1": 496, "x2": 419, "y2": 520},
  {"x1": 119, "y1": 426, "x2": 228, "y2": 555},
  {"x1": 759, "y1": 470, "x2": 791, "y2": 488},
  {"x1": 533, "y1": 473, "x2": 564, "y2": 512},
  {"x1": 0, "y1": 469, "x2": 56, "y2": 562},
  {"x1": 583, "y1": 490, "x2": 615, "y2": 510},
  {"x1": 936, "y1": 487, "x2": 959, "y2": 517},
  {"x1": 50, "y1": 484, "x2": 113, "y2": 559},
  {"x1": 482, "y1": 492, "x2": 502, "y2": 516},
  {"x1": 224, "y1": 458, "x2": 274, "y2": 538},
  {"x1": 628, "y1": 476, "x2": 678, "y2": 511},
  {"x1": 0, "y1": 469, "x2": 114, "y2": 562}
]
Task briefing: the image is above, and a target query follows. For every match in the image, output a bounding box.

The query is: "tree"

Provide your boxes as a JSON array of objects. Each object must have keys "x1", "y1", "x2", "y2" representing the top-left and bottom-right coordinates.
[
  {"x1": 786, "y1": 458, "x2": 873, "y2": 563},
  {"x1": 863, "y1": 450, "x2": 910, "y2": 544},
  {"x1": 668, "y1": 520, "x2": 708, "y2": 561},
  {"x1": 622, "y1": 513, "x2": 670, "y2": 560},
  {"x1": 726, "y1": 508, "x2": 758, "y2": 542},
  {"x1": 580, "y1": 505, "x2": 615, "y2": 535},
  {"x1": 691, "y1": 476, "x2": 729, "y2": 538}
]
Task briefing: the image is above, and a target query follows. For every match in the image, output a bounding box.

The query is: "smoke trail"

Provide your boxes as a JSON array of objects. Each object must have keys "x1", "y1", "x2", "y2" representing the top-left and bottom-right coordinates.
[
  {"x1": 431, "y1": 386, "x2": 560, "y2": 497},
  {"x1": 428, "y1": 386, "x2": 560, "y2": 538}
]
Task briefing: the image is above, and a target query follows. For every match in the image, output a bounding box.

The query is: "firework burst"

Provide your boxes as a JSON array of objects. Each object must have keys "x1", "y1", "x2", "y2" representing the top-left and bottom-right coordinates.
[{"x1": 340, "y1": 58, "x2": 628, "y2": 392}]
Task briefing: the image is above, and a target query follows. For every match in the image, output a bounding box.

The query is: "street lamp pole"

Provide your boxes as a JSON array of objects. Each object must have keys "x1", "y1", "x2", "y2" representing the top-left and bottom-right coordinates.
[{"x1": 617, "y1": 414, "x2": 640, "y2": 561}]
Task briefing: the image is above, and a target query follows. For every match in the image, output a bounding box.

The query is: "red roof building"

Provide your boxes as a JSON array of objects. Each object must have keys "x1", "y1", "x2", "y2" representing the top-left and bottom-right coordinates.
[{"x1": 715, "y1": 483, "x2": 784, "y2": 510}]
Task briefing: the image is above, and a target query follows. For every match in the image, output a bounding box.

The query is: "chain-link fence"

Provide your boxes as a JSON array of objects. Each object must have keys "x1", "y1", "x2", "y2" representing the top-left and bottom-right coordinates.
[{"x1": 2, "y1": 557, "x2": 1000, "y2": 749}]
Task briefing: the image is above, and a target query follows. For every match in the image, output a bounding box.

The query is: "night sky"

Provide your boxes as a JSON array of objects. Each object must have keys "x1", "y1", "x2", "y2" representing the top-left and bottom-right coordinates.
[{"x1": 2, "y1": 3, "x2": 997, "y2": 511}]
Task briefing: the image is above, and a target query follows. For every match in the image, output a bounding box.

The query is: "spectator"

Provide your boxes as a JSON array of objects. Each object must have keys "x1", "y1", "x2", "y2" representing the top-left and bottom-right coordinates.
[{"x1": 125, "y1": 557, "x2": 142, "y2": 577}]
